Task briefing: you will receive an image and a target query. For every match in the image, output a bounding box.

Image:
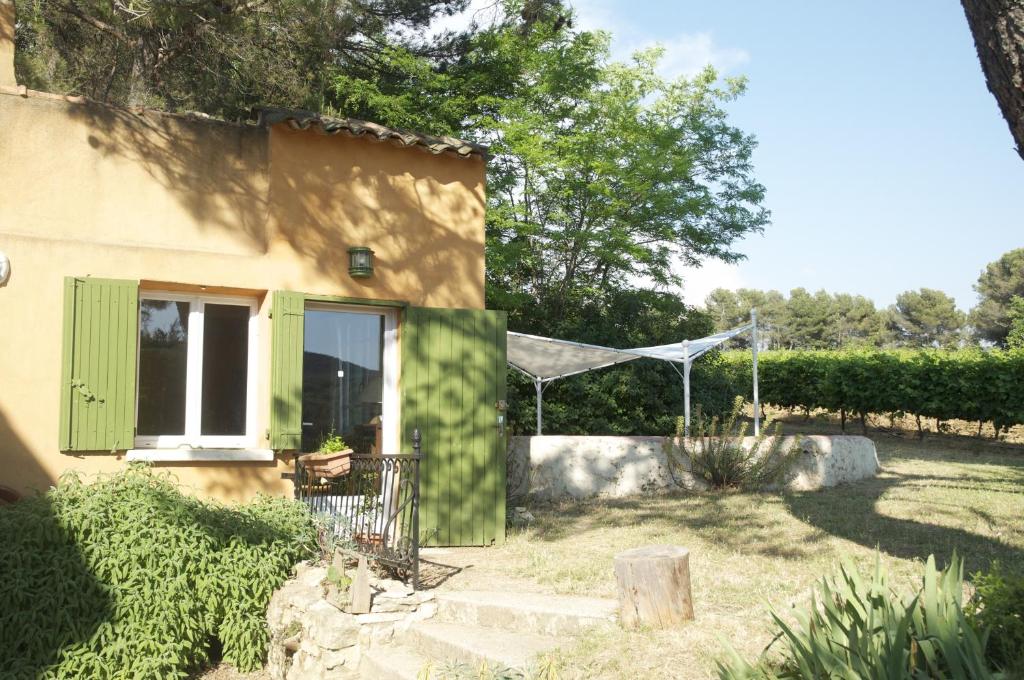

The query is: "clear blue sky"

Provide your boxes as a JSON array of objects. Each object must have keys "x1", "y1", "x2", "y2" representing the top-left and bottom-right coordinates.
[{"x1": 562, "y1": 0, "x2": 1024, "y2": 311}]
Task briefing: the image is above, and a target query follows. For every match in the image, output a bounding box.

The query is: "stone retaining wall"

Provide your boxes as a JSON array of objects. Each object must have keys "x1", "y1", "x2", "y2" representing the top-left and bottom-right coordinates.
[
  {"x1": 508, "y1": 435, "x2": 880, "y2": 501},
  {"x1": 266, "y1": 562, "x2": 436, "y2": 680}
]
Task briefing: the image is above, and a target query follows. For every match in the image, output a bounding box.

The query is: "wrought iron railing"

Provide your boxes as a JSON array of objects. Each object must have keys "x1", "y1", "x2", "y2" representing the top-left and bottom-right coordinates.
[{"x1": 294, "y1": 430, "x2": 422, "y2": 588}]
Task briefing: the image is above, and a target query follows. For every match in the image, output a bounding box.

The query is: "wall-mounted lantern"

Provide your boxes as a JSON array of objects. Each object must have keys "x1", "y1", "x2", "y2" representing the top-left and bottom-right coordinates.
[
  {"x1": 347, "y1": 247, "x2": 375, "y2": 278},
  {"x1": 0, "y1": 250, "x2": 10, "y2": 287}
]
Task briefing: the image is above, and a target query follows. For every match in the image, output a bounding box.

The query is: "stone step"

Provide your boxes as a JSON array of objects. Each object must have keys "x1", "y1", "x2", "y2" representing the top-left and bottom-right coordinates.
[
  {"x1": 358, "y1": 644, "x2": 429, "y2": 680},
  {"x1": 434, "y1": 590, "x2": 618, "y2": 636},
  {"x1": 411, "y1": 620, "x2": 564, "y2": 671}
]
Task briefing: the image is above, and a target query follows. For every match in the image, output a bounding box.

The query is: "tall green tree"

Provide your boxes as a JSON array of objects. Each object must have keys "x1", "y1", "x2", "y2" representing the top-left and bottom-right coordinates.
[
  {"x1": 887, "y1": 288, "x2": 965, "y2": 348},
  {"x1": 1007, "y1": 295, "x2": 1024, "y2": 349},
  {"x1": 14, "y1": 0, "x2": 471, "y2": 119},
  {"x1": 481, "y1": 34, "x2": 769, "y2": 323},
  {"x1": 969, "y1": 248, "x2": 1024, "y2": 346},
  {"x1": 704, "y1": 287, "x2": 786, "y2": 348}
]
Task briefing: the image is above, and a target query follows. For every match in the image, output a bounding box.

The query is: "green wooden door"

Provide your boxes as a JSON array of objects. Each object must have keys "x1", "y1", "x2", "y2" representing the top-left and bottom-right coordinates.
[{"x1": 401, "y1": 307, "x2": 508, "y2": 547}]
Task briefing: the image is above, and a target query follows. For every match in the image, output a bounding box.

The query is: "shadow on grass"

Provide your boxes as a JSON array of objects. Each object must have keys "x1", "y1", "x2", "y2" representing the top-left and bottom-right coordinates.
[
  {"x1": 782, "y1": 444, "x2": 1024, "y2": 572},
  {"x1": 522, "y1": 491, "x2": 830, "y2": 562},
  {"x1": 514, "y1": 439, "x2": 1024, "y2": 572}
]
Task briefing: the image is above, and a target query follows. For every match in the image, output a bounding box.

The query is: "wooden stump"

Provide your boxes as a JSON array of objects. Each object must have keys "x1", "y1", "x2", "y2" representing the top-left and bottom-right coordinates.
[{"x1": 614, "y1": 545, "x2": 693, "y2": 629}]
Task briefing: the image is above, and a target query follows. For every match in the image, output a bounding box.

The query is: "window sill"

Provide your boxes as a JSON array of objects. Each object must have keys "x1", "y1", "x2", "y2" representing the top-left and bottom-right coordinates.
[{"x1": 125, "y1": 449, "x2": 275, "y2": 462}]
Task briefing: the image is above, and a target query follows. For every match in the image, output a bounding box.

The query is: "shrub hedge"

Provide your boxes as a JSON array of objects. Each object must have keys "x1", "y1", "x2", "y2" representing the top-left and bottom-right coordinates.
[
  {"x1": 721, "y1": 349, "x2": 1024, "y2": 433},
  {"x1": 0, "y1": 466, "x2": 318, "y2": 679}
]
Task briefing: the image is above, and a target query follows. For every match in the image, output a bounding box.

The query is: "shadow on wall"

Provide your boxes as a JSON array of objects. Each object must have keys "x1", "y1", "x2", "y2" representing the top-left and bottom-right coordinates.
[
  {"x1": 63, "y1": 103, "x2": 486, "y2": 302},
  {"x1": 262, "y1": 127, "x2": 486, "y2": 304},
  {"x1": 0, "y1": 405, "x2": 55, "y2": 494},
  {"x1": 65, "y1": 101, "x2": 270, "y2": 253}
]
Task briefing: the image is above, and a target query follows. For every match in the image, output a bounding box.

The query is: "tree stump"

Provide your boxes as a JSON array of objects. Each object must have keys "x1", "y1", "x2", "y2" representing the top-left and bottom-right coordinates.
[{"x1": 613, "y1": 545, "x2": 693, "y2": 629}]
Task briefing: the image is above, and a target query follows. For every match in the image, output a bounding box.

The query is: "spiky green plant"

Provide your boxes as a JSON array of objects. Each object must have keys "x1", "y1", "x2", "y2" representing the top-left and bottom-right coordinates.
[
  {"x1": 718, "y1": 553, "x2": 996, "y2": 679},
  {"x1": 664, "y1": 395, "x2": 797, "y2": 490}
]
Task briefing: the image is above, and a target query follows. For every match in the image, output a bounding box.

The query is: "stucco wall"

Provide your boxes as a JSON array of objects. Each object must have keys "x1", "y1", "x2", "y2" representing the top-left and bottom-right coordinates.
[
  {"x1": 508, "y1": 435, "x2": 880, "y2": 501},
  {"x1": 0, "y1": 89, "x2": 486, "y2": 501}
]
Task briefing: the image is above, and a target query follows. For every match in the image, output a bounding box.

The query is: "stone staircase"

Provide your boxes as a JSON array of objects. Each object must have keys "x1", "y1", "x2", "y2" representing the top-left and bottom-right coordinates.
[{"x1": 358, "y1": 590, "x2": 618, "y2": 679}]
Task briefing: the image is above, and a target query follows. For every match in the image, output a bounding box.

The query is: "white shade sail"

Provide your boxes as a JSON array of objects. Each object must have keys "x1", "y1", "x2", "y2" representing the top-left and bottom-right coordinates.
[
  {"x1": 506, "y1": 315, "x2": 760, "y2": 437},
  {"x1": 628, "y1": 324, "x2": 753, "y2": 364},
  {"x1": 508, "y1": 323, "x2": 752, "y2": 381},
  {"x1": 507, "y1": 332, "x2": 640, "y2": 382}
]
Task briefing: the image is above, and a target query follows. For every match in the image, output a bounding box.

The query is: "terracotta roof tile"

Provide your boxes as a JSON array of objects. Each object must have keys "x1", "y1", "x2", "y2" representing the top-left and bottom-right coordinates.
[{"x1": 256, "y1": 107, "x2": 487, "y2": 160}]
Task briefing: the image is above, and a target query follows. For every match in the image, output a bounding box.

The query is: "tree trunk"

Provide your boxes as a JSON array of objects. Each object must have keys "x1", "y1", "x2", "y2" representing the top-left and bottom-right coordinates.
[
  {"x1": 614, "y1": 545, "x2": 694, "y2": 629},
  {"x1": 961, "y1": 0, "x2": 1024, "y2": 160},
  {"x1": 840, "y1": 408, "x2": 847, "y2": 433}
]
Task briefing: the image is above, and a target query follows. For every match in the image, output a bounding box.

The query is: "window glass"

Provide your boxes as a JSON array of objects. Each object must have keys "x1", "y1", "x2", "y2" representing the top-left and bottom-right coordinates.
[
  {"x1": 200, "y1": 304, "x2": 250, "y2": 436},
  {"x1": 137, "y1": 300, "x2": 189, "y2": 436},
  {"x1": 302, "y1": 309, "x2": 384, "y2": 453}
]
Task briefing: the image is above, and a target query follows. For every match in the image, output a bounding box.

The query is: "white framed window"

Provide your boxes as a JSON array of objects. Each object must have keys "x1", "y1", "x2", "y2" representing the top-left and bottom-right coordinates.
[{"x1": 134, "y1": 291, "x2": 259, "y2": 450}]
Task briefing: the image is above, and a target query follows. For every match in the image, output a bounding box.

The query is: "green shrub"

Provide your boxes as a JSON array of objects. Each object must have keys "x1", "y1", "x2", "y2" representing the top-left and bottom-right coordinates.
[
  {"x1": 0, "y1": 465, "x2": 318, "y2": 679},
  {"x1": 664, "y1": 396, "x2": 797, "y2": 490},
  {"x1": 722, "y1": 348, "x2": 1024, "y2": 435},
  {"x1": 969, "y1": 562, "x2": 1024, "y2": 675},
  {"x1": 718, "y1": 554, "x2": 996, "y2": 679}
]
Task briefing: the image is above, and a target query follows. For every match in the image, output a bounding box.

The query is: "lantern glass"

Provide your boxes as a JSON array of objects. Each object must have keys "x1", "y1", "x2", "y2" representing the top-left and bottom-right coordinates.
[{"x1": 347, "y1": 247, "x2": 374, "y2": 278}]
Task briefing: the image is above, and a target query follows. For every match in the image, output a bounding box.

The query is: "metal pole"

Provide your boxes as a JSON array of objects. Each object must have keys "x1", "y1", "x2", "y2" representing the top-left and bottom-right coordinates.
[
  {"x1": 411, "y1": 427, "x2": 421, "y2": 590},
  {"x1": 682, "y1": 340, "x2": 691, "y2": 436},
  {"x1": 751, "y1": 309, "x2": 760, "y2": 436},
  {"x1": 535, "y1": 379, "x2": 543, "y2": 436}
]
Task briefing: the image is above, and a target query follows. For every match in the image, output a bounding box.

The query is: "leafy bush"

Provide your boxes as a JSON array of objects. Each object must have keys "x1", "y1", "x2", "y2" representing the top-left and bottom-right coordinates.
[
  {"x1": 722, "y1": 348, "x2": 1024, "y2": 435},
  {"x1": 318, "y1": 430, "x2": 349, "y2": 453},
  {"x1": 968, "y1": 562, "x2": 1024, "y2": 674},
  {"x1": 719, "y1": 554, "x2": 996, "y2": 679},
  {"x1": 664, "y1": 396, "x2": 797, "y2": 490},
  {"x1": 0, "y1": 466, "x2": 317, "y2": 678}
]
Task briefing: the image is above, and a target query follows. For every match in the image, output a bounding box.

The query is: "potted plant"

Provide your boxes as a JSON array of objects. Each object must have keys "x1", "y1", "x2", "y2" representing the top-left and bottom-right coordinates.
[{"x1": 299, "y1": 431, "x2": 353, "y2": 478}]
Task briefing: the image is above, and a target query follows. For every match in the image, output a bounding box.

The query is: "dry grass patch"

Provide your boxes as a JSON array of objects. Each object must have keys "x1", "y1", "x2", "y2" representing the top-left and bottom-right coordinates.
[{"x1": 437, "y1": 435, "x2": 1024, "y2": 679}]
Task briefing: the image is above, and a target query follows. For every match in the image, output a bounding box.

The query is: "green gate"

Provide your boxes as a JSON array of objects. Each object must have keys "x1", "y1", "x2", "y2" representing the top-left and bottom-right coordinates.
[{"x1": 401, "y1": 306, "x2": 508, "y2": 547}]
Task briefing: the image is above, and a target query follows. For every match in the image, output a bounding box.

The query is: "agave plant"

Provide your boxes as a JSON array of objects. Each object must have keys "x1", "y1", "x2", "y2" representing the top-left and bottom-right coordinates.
[{"x1": 719, "y1": 553, "x2": 997, "y2": 679}]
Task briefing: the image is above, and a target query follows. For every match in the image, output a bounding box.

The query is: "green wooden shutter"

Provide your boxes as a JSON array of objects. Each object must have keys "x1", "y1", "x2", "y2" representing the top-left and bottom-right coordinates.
[
  {"x1": 59, "y1": 277, "x2": 139, "y2": 452},
  {"x1": 270, "y1": 291, "x2": 305, "y2": 450},
  {"x1": 401, "y1": 306, "x2": 507, "y2": 547}
]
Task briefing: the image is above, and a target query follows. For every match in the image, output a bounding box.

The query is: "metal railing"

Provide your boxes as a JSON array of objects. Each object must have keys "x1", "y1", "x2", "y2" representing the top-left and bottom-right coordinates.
[{"x1": 294, "y1": 429, "x2": 422, "y2": 588}]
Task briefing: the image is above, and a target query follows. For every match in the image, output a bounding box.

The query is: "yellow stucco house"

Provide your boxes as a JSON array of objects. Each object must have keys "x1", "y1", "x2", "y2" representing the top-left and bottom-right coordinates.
[{"x1": 0, "y1": 1, "x2": 507, "y2": 547}]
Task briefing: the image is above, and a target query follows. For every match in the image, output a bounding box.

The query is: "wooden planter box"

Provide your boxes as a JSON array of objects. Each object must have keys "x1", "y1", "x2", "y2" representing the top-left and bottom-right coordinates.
[{"x1": 299, "y1": 449, "x2": 354, "y2": 478}]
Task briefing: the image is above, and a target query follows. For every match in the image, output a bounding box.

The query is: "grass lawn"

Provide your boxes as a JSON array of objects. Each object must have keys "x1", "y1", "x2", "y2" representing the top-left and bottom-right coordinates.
[{"x1": 428, "y1": 431, "x2": 1024, "y2": 679}]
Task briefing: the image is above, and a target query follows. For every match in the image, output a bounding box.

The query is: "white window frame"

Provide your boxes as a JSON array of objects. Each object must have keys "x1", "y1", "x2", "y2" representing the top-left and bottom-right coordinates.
[
  {"x1": 134, "y1": 291, "x2": 259, "y2": 450},
  {"x1": 304, "y1": 302, "x2": 399, "y2": 455}
]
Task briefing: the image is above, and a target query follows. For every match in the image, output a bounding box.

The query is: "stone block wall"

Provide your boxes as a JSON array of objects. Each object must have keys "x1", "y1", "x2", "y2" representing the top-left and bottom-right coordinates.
[{"x1": 508, "y1": 435, "x2": 880, "y2": 502}]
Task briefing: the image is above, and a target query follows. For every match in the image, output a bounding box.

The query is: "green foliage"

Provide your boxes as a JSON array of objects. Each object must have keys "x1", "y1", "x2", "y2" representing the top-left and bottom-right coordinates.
[
  {"x1": 318, "y1": 430, "x2": 349, "y2": 453},
  {"x1": 721, "y1": 348, "x2": 1024, "y2": 434},
  {"x1": 14, "y1": 0, "x2": 471, "y2": 119},
  {"x1": 480, "y1": 20, "x2": 768, "y2": 317},
  {"x1": 664, "y1": 396, "x2": 797, "y2": 490},
  {"x1": 970, "y1": 248, "x2": 1024, "y2": 347},
  {"x1": 326, "y1": 564, "x2": 352, "y2": 591},
  {"x1": 888, "y1": 288, "x2": 966, "y2": 349},
  {"x1": 719, "y1": 554, "x2": 996, "y2": 679},
  {"x1": 968, "y1": 562, "x2": 1024, "y2": 674},
  {"x1": 704, "y1": 287, "x2": 925, "y2": 350},
  {"x1": 0, "y1": 466, "x2": 318, "y2": 678},
  {"x1": 1006, "y1": 296, "x2": 1024, "y2": 350}
]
